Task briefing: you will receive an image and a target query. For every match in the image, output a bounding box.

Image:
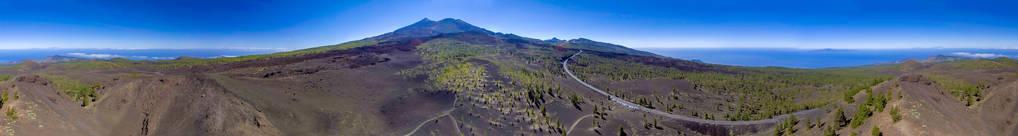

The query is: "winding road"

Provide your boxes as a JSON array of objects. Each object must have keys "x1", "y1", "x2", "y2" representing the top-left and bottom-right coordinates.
[{"x1": 562, "y1": 51, "x2": 820, "y2": 126}]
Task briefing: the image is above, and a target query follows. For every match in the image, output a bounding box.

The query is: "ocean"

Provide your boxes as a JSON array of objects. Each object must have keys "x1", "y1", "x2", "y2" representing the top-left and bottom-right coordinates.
[
  {"x1": 0, "y1": 48, "x2": 284, "y2": 64},
  {"x1": 639, "y1": 48, "x2": 1018, "y2": 69}
]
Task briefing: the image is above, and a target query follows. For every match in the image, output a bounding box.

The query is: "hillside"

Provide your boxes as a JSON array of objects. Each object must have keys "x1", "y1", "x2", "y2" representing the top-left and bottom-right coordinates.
[{"x1": 0, "y1": 18, "x2": 1013, "y2": 136}]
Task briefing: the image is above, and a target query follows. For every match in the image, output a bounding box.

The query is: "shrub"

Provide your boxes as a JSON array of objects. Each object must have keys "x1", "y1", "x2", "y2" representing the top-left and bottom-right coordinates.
[
  {"x1": 889, "y1": 106, "x2": 901, "y2": 122},
  {"x1": 636, "y1": 97, "x2": 654, "y2": 109},
  {"x1": 896, "y1": 91, "x2": 902, "y2": 99},
  {"x1": 569, "y1": 93, "x2": 583, "y2": 110},
  {"x1": 835, "y1": 107, "x2": 848, "y2": 127},
  {"x1": 774, "y1": 115, "x2": 799, "y2": 136},
  {"x1": 872, "y1": 126, "x2": 882, "y2": 136},
  {"x1": 5, "y1": 108, "x2": 15, "y2": 120},
  {"x1": 850, "y1": 103, "x2": 872, "y2": 128},
  {"x1": 0, "y1": 75, "x2": 10, "y2": 82},
  {"x1": 823, "y1": 126, "x2": 838, "y2": 136},
  {"x1": 0, "y1": 90, "x2": 7, "y2": 106},
  {"x1": 844, "y1": 90, "x2": 856, "y2": 103},
  {"x1": 618, "y1": 126, "x2": 627, "y2": 136},
  {"x1": 874, "y1": 93, "x2": 888, "y2": 112}
]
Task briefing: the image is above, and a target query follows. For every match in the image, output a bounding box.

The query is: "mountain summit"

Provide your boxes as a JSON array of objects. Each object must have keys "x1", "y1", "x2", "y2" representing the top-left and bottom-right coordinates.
[
  {"x1": 376, "y1": 18, "x2": 492, "y2": 39},
  {"x1": 368, "y1": 18, "x2": 660, "y2": 57}
]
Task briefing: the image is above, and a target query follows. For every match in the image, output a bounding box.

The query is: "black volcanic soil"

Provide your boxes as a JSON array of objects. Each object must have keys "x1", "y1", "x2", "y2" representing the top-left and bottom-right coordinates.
[{"x1": 0, "y1": 41, "x2": 447, "y2": 135}]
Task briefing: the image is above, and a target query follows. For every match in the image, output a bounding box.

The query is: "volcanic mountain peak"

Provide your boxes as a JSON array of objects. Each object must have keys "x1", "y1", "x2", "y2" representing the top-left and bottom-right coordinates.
[
  {"x1": 378, "y1": 18, "x2": 492, "y2": 39},
  {"x1": 544, "y1": 37, "x2": 565, "y2": 42}
]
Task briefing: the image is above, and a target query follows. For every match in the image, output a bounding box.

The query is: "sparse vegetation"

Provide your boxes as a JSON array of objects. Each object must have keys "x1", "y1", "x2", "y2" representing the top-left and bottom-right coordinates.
[
  {"x1": 38, "y1": 73, "x2": 101, "y2": 107},
  {"x1": 849, "y1": 90, "x2": 889, "y2": 128},
  {"x1": 400, "y1": 38, "x2": 582, "y2": 133},
  {"x1": 872, "y1": 93, "x2": 888, "y2": 112},
  {"x1": 774, "y1": 115, "x2": 798, "y2": 136},
  {"x1": 53, "y1": 60, "x2": 126, "y2": 70},
  {"x1": 571, "y1": 53, "x2": 889, "y2": 120},
  {"x1": 850, "y1": 102, "x2": 872, "y2": 128},
  {"x1": 926, "y1": 73, "x2": 985, "y2": 106}
]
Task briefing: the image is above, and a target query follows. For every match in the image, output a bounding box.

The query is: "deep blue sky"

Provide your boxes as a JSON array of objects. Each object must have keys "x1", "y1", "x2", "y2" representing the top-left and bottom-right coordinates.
[{"x1": 1, "y1": 0, "x2": 1016, "y2": 49}]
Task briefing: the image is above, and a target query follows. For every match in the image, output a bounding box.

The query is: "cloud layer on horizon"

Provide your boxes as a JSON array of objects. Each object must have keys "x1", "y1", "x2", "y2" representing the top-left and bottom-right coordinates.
[
  {"x1": 950, "y1": 52, "x2": 1013, "y2": 58},
  {"x1": 66, "y1": 53, "x2": 176, "y2": 60}
]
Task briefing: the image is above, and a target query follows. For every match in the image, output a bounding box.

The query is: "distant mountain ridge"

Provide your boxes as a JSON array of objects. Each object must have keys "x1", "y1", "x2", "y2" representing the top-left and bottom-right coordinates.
[
  {"x1": 882, "y1": 55, "x2": 971, "y2": 65},
  {"x1": 38, "y1": 55, "x2": 86, "y2": 63},
  {"x1": 560, "y1": 38, "x2": 660, "y2": 57},
  {"x1": 370, "y1": 18, "x2": 659, "y2": 57}
]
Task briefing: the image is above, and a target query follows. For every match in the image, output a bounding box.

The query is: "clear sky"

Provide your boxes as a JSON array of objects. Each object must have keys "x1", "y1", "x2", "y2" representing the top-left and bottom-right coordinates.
[{"x1": 1, "y1": 0, "x2": 1017, "y2": 49}]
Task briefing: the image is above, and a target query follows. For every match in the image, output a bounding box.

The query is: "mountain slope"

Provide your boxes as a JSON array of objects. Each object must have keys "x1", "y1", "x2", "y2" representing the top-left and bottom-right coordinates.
[{"x1": 558, "y1": 38, "x2": 661, "y2": 57}]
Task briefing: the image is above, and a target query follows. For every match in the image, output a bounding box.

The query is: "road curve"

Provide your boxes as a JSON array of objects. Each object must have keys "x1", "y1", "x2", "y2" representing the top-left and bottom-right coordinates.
[
  {"x1": 565, "y1": 114, "x2": 594, "y2": 135},
  {"x1": 404, "y1": 108, "x2": 456, "y2": 136},
  {"x1": 562, "y1": 51, "x2": 819, "y2": 126}
]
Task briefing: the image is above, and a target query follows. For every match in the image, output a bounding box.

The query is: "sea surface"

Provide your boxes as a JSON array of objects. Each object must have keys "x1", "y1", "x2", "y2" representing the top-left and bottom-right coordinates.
[
  {"x1": 639, "y1": 48, "x2": 1018, "y2": 69},
  {"x1": 0, "y1": 48, "x2": 284, "y2": 64}
]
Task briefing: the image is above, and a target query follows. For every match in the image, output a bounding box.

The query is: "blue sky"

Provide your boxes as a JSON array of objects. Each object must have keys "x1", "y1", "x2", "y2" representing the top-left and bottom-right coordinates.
[{"x1": 1, "y1": 0, "x2": 1016, "y2": 49}]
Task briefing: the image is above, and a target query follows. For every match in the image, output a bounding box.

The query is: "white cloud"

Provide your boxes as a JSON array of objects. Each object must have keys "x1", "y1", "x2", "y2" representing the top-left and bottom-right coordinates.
[
  {"x1": 67, "y1": 53, "x2": 176, "y2": 60},
  {"x1": 951, "y1": 52, "x2": 1009, "y2": 58},
  {"x1": 212, "y1": 55, "x2": 237, "y2": 58},
  {"x1": 150, "y1": 57, "x2": 177, "y2": 60},
  {"x1": 66, "y1": 53, "x2": 123, "y2": 59}
]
